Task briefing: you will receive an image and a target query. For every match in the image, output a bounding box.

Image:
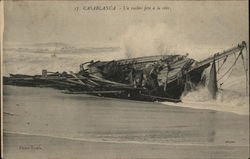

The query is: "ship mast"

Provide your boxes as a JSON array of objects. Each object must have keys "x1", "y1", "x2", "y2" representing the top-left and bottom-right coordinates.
[
  {"x1": 189, "y1": 41, "x2": 248, "y2": 95},
  {"x1": 188, "y1": 41, "x2": 247, "y2": 72}
]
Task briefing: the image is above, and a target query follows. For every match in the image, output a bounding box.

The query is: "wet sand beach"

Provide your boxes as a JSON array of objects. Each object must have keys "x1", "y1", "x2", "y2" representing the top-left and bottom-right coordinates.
[{"x1": 3, "y1": 85, "x2": 249, "y2": 159}]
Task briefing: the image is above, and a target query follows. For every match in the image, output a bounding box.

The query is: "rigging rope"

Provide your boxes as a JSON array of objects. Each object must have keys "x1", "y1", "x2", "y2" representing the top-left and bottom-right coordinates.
[
  {"x1": 217, "y1": 56, "x2": 228, "y2": 73},
  {"x1": 219, "y1": 66, "x2": 234, "y2": 87},
  {"x1": 241, "y1": 46, "x2": 249, "y2": 95},
  {"x1": 217, "y1": 51, "x2": 242, "y2": 83},
  {"x1": 240, "y1": 52, "x2": 248, "y2": 76}
]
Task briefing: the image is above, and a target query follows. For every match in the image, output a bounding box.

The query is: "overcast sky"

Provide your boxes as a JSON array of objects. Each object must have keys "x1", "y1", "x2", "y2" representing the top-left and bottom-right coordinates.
[{"x1": 3, "y1": 1, "x2": 248, "y2": 49}]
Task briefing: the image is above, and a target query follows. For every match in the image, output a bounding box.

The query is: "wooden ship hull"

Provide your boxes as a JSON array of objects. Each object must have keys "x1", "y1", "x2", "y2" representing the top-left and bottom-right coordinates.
[{"x1": 3, "y1": 41, "x2": 247, "y2": 102}]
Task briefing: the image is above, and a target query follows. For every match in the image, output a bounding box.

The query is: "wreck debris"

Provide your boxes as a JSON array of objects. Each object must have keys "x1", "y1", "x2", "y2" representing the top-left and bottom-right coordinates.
[{"x1": 3, "y1": 41, "x2": 247, "y2": 102}]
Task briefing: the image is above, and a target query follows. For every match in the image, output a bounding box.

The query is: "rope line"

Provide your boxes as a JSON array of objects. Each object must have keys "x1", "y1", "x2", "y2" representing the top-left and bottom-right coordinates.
[
  {"x1": 240, "y1": 53, "x2": 249, "y2": 86},
  {"x1": 217, "y1": 51, "x2": 242, "y2": 82},
  {"x1": 217, "y1": 56, "x2": 228, "y2": 73}
]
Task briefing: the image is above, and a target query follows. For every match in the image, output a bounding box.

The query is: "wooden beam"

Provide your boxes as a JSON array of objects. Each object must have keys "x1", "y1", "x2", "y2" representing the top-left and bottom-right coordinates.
[{"x1": 63, "y1": 90, "x2": 124, "y2": 94}]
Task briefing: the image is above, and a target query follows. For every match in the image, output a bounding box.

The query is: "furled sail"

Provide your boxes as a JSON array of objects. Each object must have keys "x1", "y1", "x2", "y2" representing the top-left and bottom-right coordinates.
[{"x1": 208, "y1": 57, "x2": 218, "y2": 99}]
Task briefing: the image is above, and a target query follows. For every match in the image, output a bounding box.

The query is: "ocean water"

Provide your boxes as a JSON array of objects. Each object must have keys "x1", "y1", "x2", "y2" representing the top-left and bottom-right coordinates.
[{"x1": 172, "y1": 56, "x2": 249, "y2": 115}]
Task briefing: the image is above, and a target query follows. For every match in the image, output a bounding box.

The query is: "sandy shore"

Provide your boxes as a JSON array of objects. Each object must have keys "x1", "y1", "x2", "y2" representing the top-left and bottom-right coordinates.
[
  {"x1": 3, "y1": 86, "x2": 249, "y2": 159},
  {"x1": 4, "y1": 132, "x2": 249, "y2": 159}
]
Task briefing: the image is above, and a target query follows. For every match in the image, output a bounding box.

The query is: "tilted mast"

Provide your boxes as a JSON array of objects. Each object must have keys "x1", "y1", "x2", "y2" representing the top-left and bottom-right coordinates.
[{"x1": 189, "y1": 41, "x2": 247, "y2": 72}]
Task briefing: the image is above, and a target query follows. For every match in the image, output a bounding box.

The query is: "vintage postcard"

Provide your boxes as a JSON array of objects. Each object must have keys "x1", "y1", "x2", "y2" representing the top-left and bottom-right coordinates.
[{"x1": 1, "y1": 0, "x2": 249, "y2": 159}]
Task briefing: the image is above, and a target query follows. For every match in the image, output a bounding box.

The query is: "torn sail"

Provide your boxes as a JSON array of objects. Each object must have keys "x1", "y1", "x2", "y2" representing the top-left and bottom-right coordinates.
[{"x1": 208, "y1": 57, "x2": 218, "y2": 99}]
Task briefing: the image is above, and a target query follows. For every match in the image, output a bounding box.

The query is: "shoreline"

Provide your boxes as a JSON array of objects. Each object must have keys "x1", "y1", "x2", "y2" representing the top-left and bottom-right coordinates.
[
  {"x1": 4, "y1": 131, "x2": 248, "y2": 147},
  {"x1": 4, "y1": 133, "x2": 249, "y2": 159},
  {"x1": 3, "y1": 85, "x2": 249, "y2": 159},
  {"x1": 4, "y1": 85, "x2": 249, "y2": 116}
]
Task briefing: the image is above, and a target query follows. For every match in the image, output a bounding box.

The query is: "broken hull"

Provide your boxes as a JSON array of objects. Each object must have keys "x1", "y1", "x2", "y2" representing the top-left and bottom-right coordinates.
[
  {"x1": 86, "y1": 63, "x2": 208, "y2": 102},
  {"x1": 3, "y1": 77, "x2": 182, "y2": 102},
  {"x1": 3, "y1": 65, "x2": 207, "y2": 102}
]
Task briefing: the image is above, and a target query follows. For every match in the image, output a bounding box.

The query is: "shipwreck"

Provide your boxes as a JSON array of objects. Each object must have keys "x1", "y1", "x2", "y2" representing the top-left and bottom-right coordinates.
[{"x1": 3, "y1": 41, "x2": 248, "y2": 102}]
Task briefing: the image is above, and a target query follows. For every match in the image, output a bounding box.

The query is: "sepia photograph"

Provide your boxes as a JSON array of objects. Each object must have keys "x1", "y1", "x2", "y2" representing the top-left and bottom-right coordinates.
[{"x1": 1, "y1": 0, "x2": 249, "y2": 159}]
